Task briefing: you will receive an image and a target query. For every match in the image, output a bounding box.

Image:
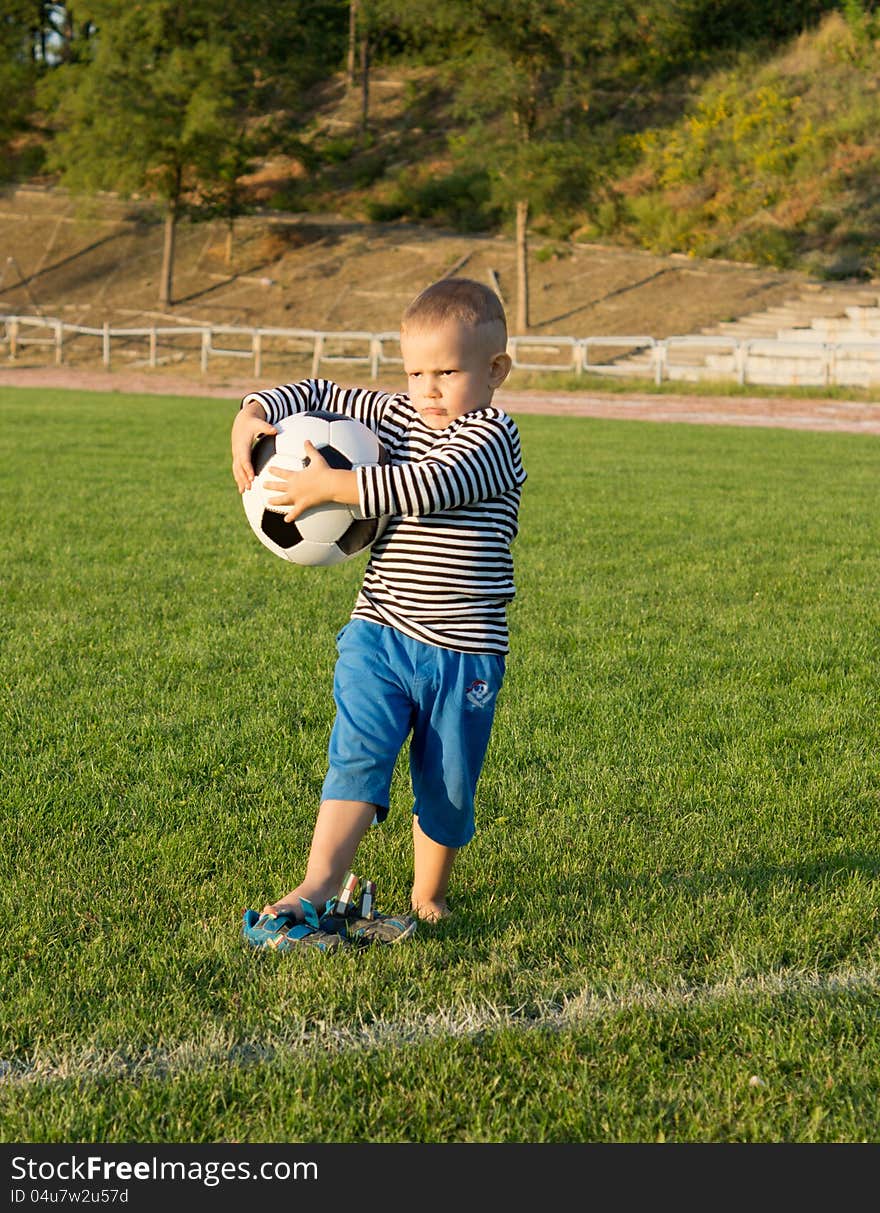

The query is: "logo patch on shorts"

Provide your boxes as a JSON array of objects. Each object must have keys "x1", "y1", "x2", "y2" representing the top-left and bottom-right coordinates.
[{"x1": 465, "y1": 679, "x2": 492, "y2": 708}]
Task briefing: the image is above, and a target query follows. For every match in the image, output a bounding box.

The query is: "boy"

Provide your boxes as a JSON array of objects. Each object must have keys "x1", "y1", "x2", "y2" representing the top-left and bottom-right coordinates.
[{"x1": 231, "y1": 277, "x2": 526, "y2": 950}]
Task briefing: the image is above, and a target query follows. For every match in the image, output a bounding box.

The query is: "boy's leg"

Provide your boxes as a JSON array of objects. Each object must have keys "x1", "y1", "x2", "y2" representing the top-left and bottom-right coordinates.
[
  {"x1": 264, "y1": 621, "x2": 413, "y2": 920},
  {"x1": 263, "y1": 798, "x2": 377, "y2": 918},
  {"x1": 411, "y1": 815, "x2": 457, "y2": 921},
  {"x1": 407, "y1": 645, "x2": 505, "y2": 919}
]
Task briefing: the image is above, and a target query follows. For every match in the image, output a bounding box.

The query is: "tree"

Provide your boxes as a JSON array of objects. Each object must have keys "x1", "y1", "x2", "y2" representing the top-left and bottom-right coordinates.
[
  {"x1": 0, "y1": 2, "x2": 47, "y2": 179},
  {"x1": 382, "y1": 0, "x2": 621, "y2": 333},
  {"x1": 41, "y1": 4, "x2": 95, "y2": 64},
  {"x1": 347, "y1": 0, "x2": 359, "y2": 88},
  {"x1": 346, "y1": 1, "x2": 385, "y2": 140},
  {"x1": 39, "y1": 3, "x2": 242, "y2": 305},
  {"x1": 195, "y1": 135, "x2": 257, "y2": 270},
  {"x1": 347, "y1": 0, "x2": 428, "y2": 139},
  {"x1": 38, "y1": 0, "x2": 347, "y2": 305}
]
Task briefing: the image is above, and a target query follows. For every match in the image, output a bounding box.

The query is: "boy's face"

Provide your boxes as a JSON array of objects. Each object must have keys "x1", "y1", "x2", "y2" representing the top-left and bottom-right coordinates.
[{"x1": 400, "y1": 319, "x2": 511, "y2": 430}]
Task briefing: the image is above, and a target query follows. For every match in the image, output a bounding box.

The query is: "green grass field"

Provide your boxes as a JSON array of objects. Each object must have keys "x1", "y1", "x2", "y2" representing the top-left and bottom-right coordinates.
[{"x1": 2, "y1": 386, "x2": 879, "y2": 1143}]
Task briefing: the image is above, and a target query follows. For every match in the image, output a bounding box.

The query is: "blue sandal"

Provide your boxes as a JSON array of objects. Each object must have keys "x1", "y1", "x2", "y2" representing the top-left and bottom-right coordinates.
[
  {"x1": 242, "y1": 897, "x2": 349, "y2": 953},
  {"x1": 242, "y1": 875, "x2": 416, "y2": 953},
  {"x1": 325, "y1": 873, "x2": 418, "y2": 946}
]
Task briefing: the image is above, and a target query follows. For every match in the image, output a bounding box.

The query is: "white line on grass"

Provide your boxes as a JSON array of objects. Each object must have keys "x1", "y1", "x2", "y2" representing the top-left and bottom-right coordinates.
[{"x1": 3, "y1": 962, "x2": 878, "y2": 1085}]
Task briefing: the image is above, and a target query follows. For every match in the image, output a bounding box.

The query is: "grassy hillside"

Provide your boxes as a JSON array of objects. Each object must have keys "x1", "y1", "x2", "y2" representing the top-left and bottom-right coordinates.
[
  {"x1": 247, "y1": 11, "x2": 880, "y2": 281},
  {"x1": 10, "y1": 11, "x2": 880, "y2": 292},
  {"x1": 601, "y1": 11, "x2": 880, "y2": 278}
]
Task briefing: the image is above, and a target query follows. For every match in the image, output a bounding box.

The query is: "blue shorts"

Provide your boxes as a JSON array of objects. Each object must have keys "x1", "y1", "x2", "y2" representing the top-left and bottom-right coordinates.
[{"x1": 321, "y1": 619, "x2": 505, "y2": 848}]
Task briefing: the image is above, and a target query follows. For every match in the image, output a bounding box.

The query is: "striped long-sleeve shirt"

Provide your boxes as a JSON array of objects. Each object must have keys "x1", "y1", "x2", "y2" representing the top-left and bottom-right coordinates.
[{"x1": 243, "y1": 378, "x2": 527, "y2": 655}]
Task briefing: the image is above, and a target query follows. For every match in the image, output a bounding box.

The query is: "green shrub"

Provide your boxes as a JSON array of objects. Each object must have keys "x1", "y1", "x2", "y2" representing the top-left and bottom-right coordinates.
[
  {"x1": 726, "y1": 224, "x2": 799, "y2": 268},
  {"x1": 318, "y1": 136, "x2": 357, "y2": 165},
  {"x1": 366, "y1": 166, "x2": 499, "y2": 231}
]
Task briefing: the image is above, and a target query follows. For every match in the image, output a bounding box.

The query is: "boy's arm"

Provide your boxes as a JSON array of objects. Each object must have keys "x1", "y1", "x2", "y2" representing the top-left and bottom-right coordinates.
[
  {"x1": 264, "y1": 440, "x2": 359, "y2": 523},
  {"x1": 241, "y1": 379, "x2": 393, "y2": 431},
  {"x1": 231, "y1": 396, "x2": 277, "y2": 493},
  {"x1": 358, "y1": 412, "x2": 526, "y2": 519},
  {"x1": 262, "y1": 412, "x2": 525, "y2": 523},
  {"x1": 233, "y1": 378, "x2": 395, "y2": 494}
]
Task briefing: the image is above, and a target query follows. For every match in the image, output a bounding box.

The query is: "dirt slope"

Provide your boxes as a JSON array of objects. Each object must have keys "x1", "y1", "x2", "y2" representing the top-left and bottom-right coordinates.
[{"x1": 1, "y1": 184, "x2": 817, "y2": 339}]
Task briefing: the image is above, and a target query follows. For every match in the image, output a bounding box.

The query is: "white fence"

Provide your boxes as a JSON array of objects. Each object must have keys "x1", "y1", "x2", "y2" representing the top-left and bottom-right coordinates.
[{"x1": 3, "y1": 313, "x2": 880, "y2": 388}]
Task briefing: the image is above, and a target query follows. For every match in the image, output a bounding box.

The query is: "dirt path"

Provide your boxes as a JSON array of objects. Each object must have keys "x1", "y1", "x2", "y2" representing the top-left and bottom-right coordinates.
[
  {"x1": 2, "y1": 365, "x2": 880, "y2": 434},
  {"x1": 495, "y1": 388, "x2": 880, "y2": 434}
]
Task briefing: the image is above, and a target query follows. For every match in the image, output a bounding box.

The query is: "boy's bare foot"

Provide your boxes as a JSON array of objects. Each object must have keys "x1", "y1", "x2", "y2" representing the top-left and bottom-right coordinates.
[
  {"x1": 261, "y1": 896, "x2": 303, "y2": 919},
  {"x1": 262, "y1": 883, "x2": 335, "y2": 919},
  {"x1": 411, "y1": 898, "x2": 450, "y2": 922}
]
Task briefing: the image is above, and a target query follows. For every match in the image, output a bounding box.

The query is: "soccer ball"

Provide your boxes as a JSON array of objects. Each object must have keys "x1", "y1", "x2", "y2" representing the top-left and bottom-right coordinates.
[{"x1": 242, "y1": 410, "x2": 391, "y2": 566}]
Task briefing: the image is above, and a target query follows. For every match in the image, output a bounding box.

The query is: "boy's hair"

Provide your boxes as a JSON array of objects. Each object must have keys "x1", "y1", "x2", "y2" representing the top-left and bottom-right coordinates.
[{"x1": 401, "y1": 277, "x2": 508, "y2": 345}]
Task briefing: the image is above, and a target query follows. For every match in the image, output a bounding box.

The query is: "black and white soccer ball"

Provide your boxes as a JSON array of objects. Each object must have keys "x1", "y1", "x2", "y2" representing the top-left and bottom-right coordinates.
[{"x1": 242, "y1": 411, "x2": 390, "y2": 566}]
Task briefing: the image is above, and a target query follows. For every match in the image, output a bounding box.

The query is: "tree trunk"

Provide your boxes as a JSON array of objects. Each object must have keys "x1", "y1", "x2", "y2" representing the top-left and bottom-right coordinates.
[
  {"x1": 159, "y1": 202, "x2": 177, "y2": 307},
  {"x1": 562, "y1": 47, "x2": 573, "y2": 140},
  {"x1": 347, "y1": 0, "x2": 358, "y2": 91},
  {"x1": 515, "y1": 197, "x2": 529, "y2": 334},
  {"x1": 58, "y1": 6, "x2": 73, "y2": 62},
  {"x1": 360, "y1": 29, "x2": 370, "y2": 137}
]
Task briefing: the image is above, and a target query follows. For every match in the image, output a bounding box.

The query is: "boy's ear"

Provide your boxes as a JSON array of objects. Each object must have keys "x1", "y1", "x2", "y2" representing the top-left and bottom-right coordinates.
[{"x1": 489, "y1": 351, "x2": 513, "y2": 387}]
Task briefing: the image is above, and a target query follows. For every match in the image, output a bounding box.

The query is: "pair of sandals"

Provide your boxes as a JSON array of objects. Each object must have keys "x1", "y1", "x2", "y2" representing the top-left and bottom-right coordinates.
[{"x1": 242, "y1": 872, "x2": 417, "y2": 953}]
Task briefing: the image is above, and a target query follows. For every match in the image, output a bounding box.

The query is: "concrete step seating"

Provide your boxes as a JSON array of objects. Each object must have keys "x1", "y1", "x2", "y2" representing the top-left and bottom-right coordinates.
[{"x1": 610, "y1": 283, "x2": 880, "y2": 386}]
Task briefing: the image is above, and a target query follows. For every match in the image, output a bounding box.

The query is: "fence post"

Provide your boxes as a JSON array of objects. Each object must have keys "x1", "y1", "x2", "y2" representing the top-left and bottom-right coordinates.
[
  {"x1": 9, "y1": 318, "x2": 18, "y2": 361},
  {"x1": 370, "y1": 336, "x2": 380, "y2": 380},
  {"x1": 311, "y1": 334, "x2": 324, "y2": 377},
  {"x1": 201, "y1": 329, "x2": 210, "y2": 374},
  {"x1": 149, "y1": 327, "x2": 157, "y2": 368},
  {"x1": 653, "y1": 341, "x2": 666, "y2": 385},
  {"x1": 253, "y1": 330, "x2": 262, "y2": 378},
  {"x1": 102, "y1": 321, "x2": 110, "y2": 368},
  {"x1": 825, "y1": 343, "x2": 835, "y2": 387},
  {"x1": 55, "y1": 319, "x2": 63, "y2": 365},
  {"x1": 741, "y1": 342, "x2": 751, "y2": 386}
]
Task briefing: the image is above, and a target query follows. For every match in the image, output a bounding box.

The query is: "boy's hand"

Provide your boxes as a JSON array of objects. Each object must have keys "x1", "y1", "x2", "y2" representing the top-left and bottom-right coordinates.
[
  {"x1": 265, "y1": 440, "x2": 358, "y2": 522},
  {"x1": 231, "y1": 403, "x2": 276, "y2": 493}
]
